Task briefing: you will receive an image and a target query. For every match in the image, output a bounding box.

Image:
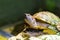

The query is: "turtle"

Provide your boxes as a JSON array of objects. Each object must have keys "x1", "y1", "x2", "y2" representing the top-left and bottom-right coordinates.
[{"x1": 25, "y1": 13, "x2": 57, "y2": 34}]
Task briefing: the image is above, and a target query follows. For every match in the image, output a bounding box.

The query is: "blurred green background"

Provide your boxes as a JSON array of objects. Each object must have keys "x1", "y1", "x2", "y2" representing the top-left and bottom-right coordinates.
[{"x1": 0, "y1": 0, "x2": 60, "y2": 26}]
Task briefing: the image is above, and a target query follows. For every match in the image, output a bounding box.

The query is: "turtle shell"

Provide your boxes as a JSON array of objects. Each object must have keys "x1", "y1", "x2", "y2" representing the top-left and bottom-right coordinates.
[{"x1": 33, "y1": 11, "x2": 60, "y2": 25}]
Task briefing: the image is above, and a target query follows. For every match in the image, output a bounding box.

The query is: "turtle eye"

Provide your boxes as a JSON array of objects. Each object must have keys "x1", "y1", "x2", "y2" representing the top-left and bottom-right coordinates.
[
  {"x1": 25, "y1": 14, "x2": 30, "y2": 16},
  {"x1": 27, "y1": 14, "x2": 30, "y2": 16}
]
